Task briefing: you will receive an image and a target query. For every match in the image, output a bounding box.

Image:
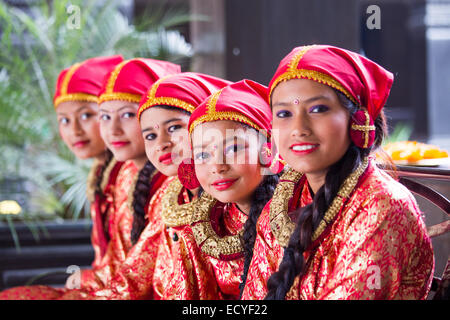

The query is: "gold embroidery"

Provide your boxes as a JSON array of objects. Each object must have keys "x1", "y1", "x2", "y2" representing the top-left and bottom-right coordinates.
[
  {"x1": 269, "y1": 168, "x2": 303, "y2": 247},
  {"x1": 98, "y1": 92, "x2": 142, "y2": 104},
  {"x1": 98, "y1": 60, "x2": 142, "y2": 104},
  {"x1": 270, "y1": 158, "x2": 369, "y2": 247},
  {"x1": 61, "y1": 63, "x2": 81, "y2": 95},
  {"x1": 137, "y1": 75, "x2": 196, "y2": 118},
  {"x1": 269, "y1": 45, "x2": 358, "y2": 106},
  {"x1": 351, "y1": 110, "x2": 374, "y2": 148},
  {"x1": 54, "y1": 62, "x2": 99, "y2": 108},
  {"x1": 190, "y1": 192, "x2": 244, "y2": 259},
  {"x1": 287, "y1": 45, "x2": 313, "y2": 73},
  {"x1": 311, "y1": 157, "x2": 369, "y2": 240},
  {"x1": 188, "y1": 89, "x2": 266, "y2": 136},
  {"x1": 270, "y1": 69, "x2": 357, "y2": 106},
  {"x1": 160, "y1": 178, "x2": 199, "y2": 227},
  {"x1": 100, "y1": 158, "x2": 118, "y2": 193},
  {"x1": 138, "y1": 97, "x2": 195, "y2": 119},
  {"x1": 105, "y1": 60, "x2": 128, "y2": 94},
  {"x1": 54, "y1": 93, "x2": 98, "y2": 108}
]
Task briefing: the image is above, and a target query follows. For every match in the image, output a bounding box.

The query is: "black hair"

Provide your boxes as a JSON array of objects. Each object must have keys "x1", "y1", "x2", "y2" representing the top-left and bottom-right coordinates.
[
  {"x1": 239, "y1": 173, "x2": 279, "y2": 298},
  {"x1": 264, "y1": 89, "x2": 387, "y2": 300},
  {"x1": 95, "y1": 149, "x2": 114, "y2": 197}
]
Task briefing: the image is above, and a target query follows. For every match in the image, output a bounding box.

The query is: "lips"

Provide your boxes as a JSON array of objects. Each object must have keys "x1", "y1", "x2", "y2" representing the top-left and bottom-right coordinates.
[
  {"x1": 211, "y1": 178, "x2": 238, "y2": 191},
  {"x1": 111, "y1": 141, "x2": 129, "y2": 148},
  {"x1": 159, "y1": 153, "x2": 173, "y2": 165},
  {"x1": 290, "y1": 143, "x2": 319, "y2": 155},
  {"x1": 73, "y1": 140, "x2": 89, "y2": 148}
]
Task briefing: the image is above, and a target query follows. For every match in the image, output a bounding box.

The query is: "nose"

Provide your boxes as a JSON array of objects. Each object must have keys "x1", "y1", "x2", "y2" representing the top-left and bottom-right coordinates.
[
  {"x1": 211, "y1": 162, "x2": 229, "y2": 175},
  {"x1": 70, "y1": 118, "x2": 84, "y2": 136},
  {"x1": 109, "y1": 115, "x2": 123, "y2": 136},
  {"x1": 291, "y1": 113, "x2": 311, "y2": 138},
  {"x1": 156, "y1": 132, "x2": 173, "y2": 152},
  {"x1": 210, "y1": 150, "x2": 229, "y2": 175}
]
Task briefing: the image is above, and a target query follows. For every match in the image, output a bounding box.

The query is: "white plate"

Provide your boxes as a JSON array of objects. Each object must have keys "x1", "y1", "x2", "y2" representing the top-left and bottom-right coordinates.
[{"x1": 393, "y1": 157, "x2": 450, "y2": 167}]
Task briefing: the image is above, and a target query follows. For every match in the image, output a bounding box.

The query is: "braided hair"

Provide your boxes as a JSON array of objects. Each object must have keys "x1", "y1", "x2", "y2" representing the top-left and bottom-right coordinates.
[
  {"x1": 239, "y1": 173, "x2": 279, "y2": 297},
  {"x1": 95, "y1": 149, "x2": 114, "y2": 196},
  {"x1": 265, "y1": 90, "x2": 387, "y2": 300},
  {"x1": 131, "y1": 160, "x2": 157, "y2": 245},
  {"x1": 131, "y1": 105, "x2": 192, "y2": 244}
]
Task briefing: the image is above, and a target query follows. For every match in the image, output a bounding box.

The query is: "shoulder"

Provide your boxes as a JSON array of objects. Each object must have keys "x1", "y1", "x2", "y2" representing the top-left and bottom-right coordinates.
[{"x1": 341, "y1": 164, "x2": 427, "y2": 244}]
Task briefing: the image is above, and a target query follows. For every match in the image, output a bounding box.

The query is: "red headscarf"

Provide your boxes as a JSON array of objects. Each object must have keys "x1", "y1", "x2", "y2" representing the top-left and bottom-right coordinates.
[
  {"x1": 137, "y1": 72, "x2": 232, "y2": 120},
  {"x1": 268, "y1": 45, "x2": 394, "y2": 120},
  {"x1": 98, "y1": 58, "x2": 181, "y2": 104},
  {"x1": 188, "y1": 79, "x2": 272, "y2": 137},
  {"x1": 53, "y1": 55, "x2": 124, "y2": 108}
]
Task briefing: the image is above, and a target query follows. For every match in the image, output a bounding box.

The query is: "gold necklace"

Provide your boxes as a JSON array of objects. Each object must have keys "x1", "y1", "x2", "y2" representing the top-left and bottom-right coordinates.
[
  {"x1": 191, "y1": 193, "x2": 244, "y2": 259},
  {"x1": 269, "y1": 157, "x2": 369, "y2": 247},
  {"x1": 161, "y1": 178, "x2": 200, "y2": 227}
]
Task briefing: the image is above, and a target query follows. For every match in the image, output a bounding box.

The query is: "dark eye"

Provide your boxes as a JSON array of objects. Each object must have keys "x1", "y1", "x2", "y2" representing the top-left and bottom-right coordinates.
[
  {"x1": 145, "y1": 133, "x2": 157, "y2": 141},
  {"x1": 100, "y1": 114, "x2": 110, "y2": 121},
  {"x1": 225, "y1": 144, "x2": 245, "y2": 156},
  {"x1": 275, "y1": 110, "x2": 292, "y2": 118},
  {"x1": 59, "y1": 117, "x2": 69, "y2": 125},
  {"x1": 80, "y1": 113, "x2": 93, "y2": 120},
  {"x1": 122, "y1": 112, "x2": 135, "y2": 119},
  {"x1": 194, "y1": 151, "x2": 210, "y2": 162},
  {"x1": 168, "y1": 124, "x2": 182, "y2": 133},
  {"x1": 309, "y1": 105, "x2": 329, "y2": 113}
]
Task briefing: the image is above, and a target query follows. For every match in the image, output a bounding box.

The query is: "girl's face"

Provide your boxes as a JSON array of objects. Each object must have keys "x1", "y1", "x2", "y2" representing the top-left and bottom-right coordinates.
[
  {"x1": 56, "y1": 101, "x2": 106, "y2": 159},
  {"x1": 271, "y1": 78, "x2": 351, "y2": 179},
  {"x1": 99, "y1": 100, "x2": 146, "y2": 164},
  {"x1": 139, "y1": 107, "x2": 191, "y2": 177},
  {"x1": 192, "y1": 120, "x2": 263, "y2": 212}
]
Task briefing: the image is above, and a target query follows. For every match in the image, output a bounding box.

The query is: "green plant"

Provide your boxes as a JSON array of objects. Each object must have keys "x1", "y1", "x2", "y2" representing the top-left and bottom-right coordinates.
[
  {"x1": 0, "y1": 0, "x2": 194, "y2": 246},
  {"x1": 383, "y1": 122, "x2": 413, "y2": 145}
]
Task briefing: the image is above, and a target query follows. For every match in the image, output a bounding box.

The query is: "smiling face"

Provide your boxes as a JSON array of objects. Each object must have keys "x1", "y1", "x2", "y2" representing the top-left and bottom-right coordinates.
[
  {"x1": 192, "y1": 120, "x2": 264, "y2": 212},
  {"x1": 56, "y1": 100, "x2": 106, "y2": 159},
  {"x1": 271, "y1": 79, "x2": 351, "y2": 186},
  {"x1": 99, "y1": 100, "x2": 147, "y2": 165},
  {"x1": 139, "y1": 106, "x2": 191, "y2": 177}
]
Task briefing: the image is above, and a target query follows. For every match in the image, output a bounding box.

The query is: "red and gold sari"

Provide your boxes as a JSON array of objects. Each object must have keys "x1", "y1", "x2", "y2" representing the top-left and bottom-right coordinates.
[
  {"x1": 0, "y1": 160, "x2": 138, "y2": 299},
  {"x1": 162, "y1": 192, "x2": 247, "y2": 300},
  {"x1": 242, "y1": 160, "x2": 434, "y2": 300},
  {"x1": 58, "y1": 176, "x2": 173, "y2": 300}
]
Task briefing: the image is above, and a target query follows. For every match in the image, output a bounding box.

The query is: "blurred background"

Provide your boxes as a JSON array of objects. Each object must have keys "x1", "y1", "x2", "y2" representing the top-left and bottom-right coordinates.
[{"x1": 0, "y1": 0, "x2": 448, "y2": 296}]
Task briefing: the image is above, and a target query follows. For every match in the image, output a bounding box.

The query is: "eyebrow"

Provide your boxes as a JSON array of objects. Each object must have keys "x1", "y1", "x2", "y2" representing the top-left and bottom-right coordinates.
[
  {"x1": 141, "y1": 118, "x2": 184, "y2": 133},
  {"x1": 272, "y1": 95, "x2": 330, "y2": 108},
  {"x1": 192, "y1": 134, "x2": 245, "y2": 150},
  {"x1": 56, "y1": 105, "x2": 92, "y2": 116},
  {"x1": 99, "y1": 105, "x2": 136, "y2": 113}
]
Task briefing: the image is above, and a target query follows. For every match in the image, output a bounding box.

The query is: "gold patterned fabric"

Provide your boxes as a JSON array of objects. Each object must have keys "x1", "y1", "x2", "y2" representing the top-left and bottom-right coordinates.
[
  {"x1": 78, "y1": 160, "x2": 138, "y2": 290},
  {"x1": 57, "y1": 176, "x2": 174, "y2": 300},
  {"x1": 162, "y1": 203, "x2": 247, "y2": 299},
  {"x1": 242, "y1": 161, "x2": 435, "y2": 300},
  {"x1": 0, "y1": 160, "x2": 137, "y2": 300}
]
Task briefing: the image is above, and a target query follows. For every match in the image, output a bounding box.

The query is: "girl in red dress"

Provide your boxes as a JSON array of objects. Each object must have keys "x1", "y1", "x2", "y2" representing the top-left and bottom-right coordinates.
[
  {"x1": 0, "y1": 56, "x2": 125, "y2": 299},
  {"x1": 60, "y1": 58, "x2": 180, "y2": 294},
  {"x1": 58, "y1": 72, "x2": 231, "y2": 299},
  {"x1": 161, "y1": 79, "x2": 280, "y2": 299},
  {"x1": 241, "y1": 45, "x2": 434, "y2": 300}
]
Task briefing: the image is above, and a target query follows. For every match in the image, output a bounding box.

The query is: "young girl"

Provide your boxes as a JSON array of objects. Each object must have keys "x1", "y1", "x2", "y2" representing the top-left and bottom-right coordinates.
[
  {"x1": 161, "y1": 79, "x2": 279, "y2": 299},
  {"x1": 57, "y1": 72, "x2": 231, "y2": 299},
  {"x1": 241, "y1": 45, "x2": 434, "y2": 300},
  {"x1": 57, "y1": 58, "x2": 181, "y2": 297},
  {"x1": 0, "y1": 55, "x2": 124, "y2": 300}
]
